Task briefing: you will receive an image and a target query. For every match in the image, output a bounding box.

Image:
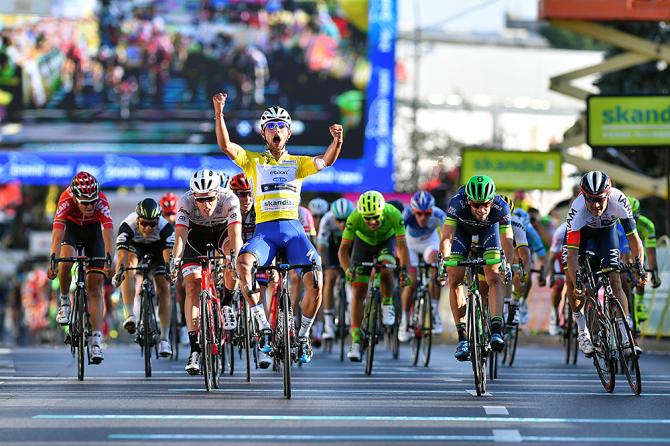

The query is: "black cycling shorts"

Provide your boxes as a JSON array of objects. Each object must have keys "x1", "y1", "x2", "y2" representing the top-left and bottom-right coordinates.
[{"x1": 62, "y1": 221, "x2": 105, "y2": 271}]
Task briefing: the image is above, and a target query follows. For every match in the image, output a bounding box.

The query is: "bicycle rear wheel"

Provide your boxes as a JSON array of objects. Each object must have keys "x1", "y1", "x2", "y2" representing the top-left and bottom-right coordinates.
[
  {"x1": 610, "y1": 299, "x2": 642, "y2": 395},
  {"x1": 282, "y1": 289, "x2": 292, "y2": 399},
  {"x1": 421, "y1": 296, "x2": 433, "y2": 367},
  {"x1": 365, "y1": 292, "x2": 379, "y2": 376},
  {"x1": 200, "y1": 292, "x2": 213, "y2": 392},
  {"x1": 585, "y1": 297, "x2": 615, "y2": 393}
]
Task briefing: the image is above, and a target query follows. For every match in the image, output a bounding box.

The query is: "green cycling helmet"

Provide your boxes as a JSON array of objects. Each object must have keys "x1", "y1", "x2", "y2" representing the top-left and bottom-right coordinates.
[
  {"x1": 357, "y1": 191, "x2": 385, "y2": 217},
  {"x1": 627, "y1": 196, "x2": 640, "y2": 216},
  {"x1": 465, "y1": 175, "x2": 496, "y2": 203},
  {"x1": 136, "y1": 198, "x2": 162, "y2": 220}
]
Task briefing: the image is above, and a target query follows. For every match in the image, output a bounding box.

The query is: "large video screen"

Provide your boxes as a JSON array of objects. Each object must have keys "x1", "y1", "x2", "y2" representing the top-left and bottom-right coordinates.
[{"x1": 0, "y1": 0, "x2": 396, "y2": 192}]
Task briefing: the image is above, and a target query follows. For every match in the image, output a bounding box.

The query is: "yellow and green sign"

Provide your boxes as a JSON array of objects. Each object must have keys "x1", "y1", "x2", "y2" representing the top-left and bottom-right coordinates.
[
  {"x1": 588, "y1": 96, "x2": 670, "y2": 147},
  {"x1": 461, "y1": 149, "x2": 562, "y2": 190}
]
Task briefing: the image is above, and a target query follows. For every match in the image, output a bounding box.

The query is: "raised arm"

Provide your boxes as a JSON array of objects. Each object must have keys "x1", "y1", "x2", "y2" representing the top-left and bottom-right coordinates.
[
  {"x1": 212, "y1": 92, "x2": 244, "y2": 160},
  {"x1": 313, "y1": 124, "x2": 343, "y2": 170}
]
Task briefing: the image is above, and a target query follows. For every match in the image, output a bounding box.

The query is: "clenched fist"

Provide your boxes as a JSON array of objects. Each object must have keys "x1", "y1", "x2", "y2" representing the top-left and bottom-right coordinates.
[
  {"x1": 329, "y1": 124, "x2": 343, "y2": 141},
  {"x1": 212, "y1": 92, "x2": 227, "y2": 113}
]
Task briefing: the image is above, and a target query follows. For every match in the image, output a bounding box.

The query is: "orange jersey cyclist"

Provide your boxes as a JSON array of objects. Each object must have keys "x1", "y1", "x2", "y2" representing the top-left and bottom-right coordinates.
[{"x1": 212, "y1": 91, "x2": 343, "y2": 364}]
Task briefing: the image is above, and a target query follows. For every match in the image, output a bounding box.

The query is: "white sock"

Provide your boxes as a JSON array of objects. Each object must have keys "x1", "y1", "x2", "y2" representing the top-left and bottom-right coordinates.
[
  {"x1": 124, "y1": 304, "x2": 134, "y2": 319},
  {"x1": 299, "y1": 315, "x2": 314, "y2": 338},
  {"x1": 617, "y1": 319, "x2": 628, "y2": 341},
  {"x1": 60, "y1": 294, "x2": 69, "y2": 304},
  {"x1": 251, "y1": 303, "x2": 270, "y2": 330},
  {"x1": 324, "y1": 311, "x2": 334, "y2": 327},
  {"x1": 161, "y1": 325, "x2": 170, "y2": 340},
  {"x1": 89, "y1": 331, "x2": 102, "y2": 346},
  {"x1": 574, "y1": 311, "x2": 586, "y2": 333},
  {"x1": 432, "y1": 299, "x2": 439, "y2": 312}
]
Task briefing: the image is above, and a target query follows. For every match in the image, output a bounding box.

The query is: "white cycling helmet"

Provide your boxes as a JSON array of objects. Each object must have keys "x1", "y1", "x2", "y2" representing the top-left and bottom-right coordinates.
[
  {"x1": 190, "y1": 169, "x2": 221, "y2": 196},
  {"x1": 308, "y1": 197, "x2": 329, "y2": 217},
  {"x1": 260, "y1": 106, "x2": 291, "y2": 129}
]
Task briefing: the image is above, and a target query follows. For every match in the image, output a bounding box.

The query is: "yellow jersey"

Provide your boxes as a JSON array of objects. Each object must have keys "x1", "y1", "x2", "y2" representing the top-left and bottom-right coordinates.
[{"x1": 233, "y1": 148, "x2": 319, "y2": 224}]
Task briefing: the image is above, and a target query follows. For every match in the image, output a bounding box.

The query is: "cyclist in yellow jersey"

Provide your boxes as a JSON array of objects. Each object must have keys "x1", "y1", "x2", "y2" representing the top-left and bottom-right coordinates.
[{"x1": 212, "y1": 92, "x2": 343, "y2": 363}]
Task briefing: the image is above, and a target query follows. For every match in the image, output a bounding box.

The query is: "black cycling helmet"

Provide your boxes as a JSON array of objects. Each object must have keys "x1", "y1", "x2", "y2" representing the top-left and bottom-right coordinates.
[{"x1": 136, "y1": 198, "x2": 162, "y2": 220}]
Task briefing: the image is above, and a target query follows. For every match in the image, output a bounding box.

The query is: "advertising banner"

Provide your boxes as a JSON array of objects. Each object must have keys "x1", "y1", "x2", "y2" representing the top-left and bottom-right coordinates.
[
  {"x1": 587, "y1": 95, "x2": 670, "y2": 147},
  {"x1": 461, "y1": 149, "x2": 562, "y2": 191}
]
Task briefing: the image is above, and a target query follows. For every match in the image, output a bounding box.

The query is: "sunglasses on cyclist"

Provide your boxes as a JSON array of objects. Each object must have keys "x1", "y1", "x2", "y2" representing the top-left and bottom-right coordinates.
[
  {"x1": 234, "y1": 191, "x2": 253, "y2": 198},
  {"x1": 195, "y1": 196, "x2": 217, "y2": 203},
  {"x1": 139, "y1": 219, "x2": 158, "y2": 227},
  {"x1": 77, "y1": 198, "x2": 98, "y2": 207},
  {"x1": 584, "y1": 194, "x2": 607, "y2": 204},
  {"x1": 264, "y1": 121, "x2": 288, "y2": 130},
  {"x1": 336, "y1": 218, "x2": 347, "y2": 224},
  {"x1": 363, "y1": 215, "x2": 381, "y2": 222},
  {"x1": 414, "y1": 210, "x2": 432, "y2": 217},
  {"x1": 468, "y1": 200, "x2": 492, "y2": 209}
]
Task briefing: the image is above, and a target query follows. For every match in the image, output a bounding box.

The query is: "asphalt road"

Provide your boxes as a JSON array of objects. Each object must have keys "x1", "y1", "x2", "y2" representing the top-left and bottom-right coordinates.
[{"x1": 0, "y1": 339, "x2": 668, "y2": 446}]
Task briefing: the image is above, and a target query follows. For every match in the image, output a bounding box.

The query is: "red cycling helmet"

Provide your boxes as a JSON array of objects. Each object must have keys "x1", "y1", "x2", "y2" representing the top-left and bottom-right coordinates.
[
  {"x1": 159, "y1": 192, "x2": 179, "y2": 215},
  {"x1": 71, "y1": 171, "x2": 99, "y2": 201},
  {"x1": 230, "y1": 173, "x2": 252, "y2": 191}
]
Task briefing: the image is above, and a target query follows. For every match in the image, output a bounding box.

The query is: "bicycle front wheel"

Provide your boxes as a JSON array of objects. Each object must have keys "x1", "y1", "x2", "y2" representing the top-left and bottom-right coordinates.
[
  {"x1": 409, "y1": 300, "x2": 421, "y2": 366},
  {"x1": 365, "y1": 292, "x2": 380, "y2": 376},
  {"x1": 282, "y1": 289, "x2": 292, "y2": 399},
  {"x1": 199, "y1": 292, "x2": 213, "y2": 392},
  {"x1": 74, "y1": 290, "x2": 85, "y2": 381},
  {"x1": 242, "y1": 299, "x2": 252, "y2": 383},
  {"x1": 421, "y1": 296, "x2": 433, "y2": 367},
  {"x1": 468, "y1": 295, "x2": 485, "y2": 396},
  {"x1": 143, "y1": 294, "x2": 152, "y2": 378},
  {"x1": 337, "y1": 278, "x2": 347, "y2": 362},
  {"x1": 585, "y1": 297, "x2": 615, "y2": 393},
  {"x1": 610, "y1": 298, "x2": 642, "y2": 395}
]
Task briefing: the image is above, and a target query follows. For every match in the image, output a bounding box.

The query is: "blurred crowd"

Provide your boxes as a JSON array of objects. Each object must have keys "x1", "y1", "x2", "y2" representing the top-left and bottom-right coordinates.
[{"x1": 0, "y1": 0, "x2": 369, "y2": 123}]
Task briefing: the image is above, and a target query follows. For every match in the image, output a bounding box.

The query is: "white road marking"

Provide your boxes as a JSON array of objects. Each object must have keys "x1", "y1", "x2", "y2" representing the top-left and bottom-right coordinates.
[
  {"x1": 492, "y1": 429, "x2": 522, "y2": 442},
  {"x1": 484, "y1": 406, "x2": 509, "y2": 415}
]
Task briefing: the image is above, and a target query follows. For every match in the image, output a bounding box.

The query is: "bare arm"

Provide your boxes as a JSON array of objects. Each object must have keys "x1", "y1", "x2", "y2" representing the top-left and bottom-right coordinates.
[
  {"x1": 440, "y1": 224, "x2": 456, "y2": 258},
  {"x1": 212, "y1": 92, "x2": 244, "y2": 160},
  {"x1": 228, "y1": 222, "x2": 243, "y2": 257},
  {"x1": 172, "y1": 225, "x2": 188, "y2": 261},
  {"x1": 313, "y1": 124, "x2": 343, "y2": 169},
  {"x1": 49, "y1": 226, "x2": 65, "y2": 259},
  {"x1": 396, "y1": 238, "x2": 410, "y2": 269},
  {"x1": 338, "y1": 240, "x2": 353, "y2": 272}
]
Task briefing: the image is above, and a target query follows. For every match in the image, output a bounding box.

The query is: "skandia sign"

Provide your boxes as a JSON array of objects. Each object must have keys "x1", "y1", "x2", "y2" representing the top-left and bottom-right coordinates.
[{"x1": 587, "y1": 95, "x2": 670, "y2": 147}]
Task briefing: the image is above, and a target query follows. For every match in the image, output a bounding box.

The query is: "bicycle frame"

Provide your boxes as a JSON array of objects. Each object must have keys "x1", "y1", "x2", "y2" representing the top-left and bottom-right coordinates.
[
  {"x1": 352, "y1": 260, "x2": 398, "y2": 376},
  {"x1": 255, "y1": 258, "x2": 318, "y2": 399},
  {"x1": 51, "y1": 245, "x2": 107, "y2": 381}
]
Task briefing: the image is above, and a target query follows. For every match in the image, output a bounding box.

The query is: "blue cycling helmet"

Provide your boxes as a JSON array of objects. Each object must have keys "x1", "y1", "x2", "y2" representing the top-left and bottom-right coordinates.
[
  {"x1": 513, "y1": 208, "x2": 531, "y2": 226},
  {"x1": 410, "y1": 191, "x2": 435, "y2": 212},
  {"x1": 331, "y1": 198, "x2": 354, "y2": 220}
]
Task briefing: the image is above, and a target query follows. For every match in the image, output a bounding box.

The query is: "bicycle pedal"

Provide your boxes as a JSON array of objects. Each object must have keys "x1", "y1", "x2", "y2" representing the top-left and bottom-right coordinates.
[{"x1": 64, "y1": 334, "x2": 72, "y2": 345}]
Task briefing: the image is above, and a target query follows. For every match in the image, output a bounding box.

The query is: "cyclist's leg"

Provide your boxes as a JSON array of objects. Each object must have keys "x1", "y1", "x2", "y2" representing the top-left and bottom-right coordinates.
[
  {"x1": 322, "y1": 267, "x2": 338, "y2": 339},
  {"x1": 84, "y1": 224, "x2": 107, "y2": 358},
  {"x1": 376, "y1": 243, "x2": 397, "y2": 326},
  {"x1": 119, "y1": 248, "x2": 139, "y2": 331},
  {"x1": 55, "y1": 223, "x2": 78, "y2": 324},
  {"x1": 401, "y1": 237, "x2": 419, "y2": 333},
  {"x1": 481, "y1": 224, "x2": 504, "y2": 349},
  {"x1": 285, "y1": 220, "x2": 322, "y2": 333},
  {"x1": 425, "y1": 241, "x2": 442, "y2": 332},
  {"x1": 347, "y1": 236, "x2": 375, "y2": 360},
  {"x1": 151, "y1": 245, "x2": 172, "y2": 353}
]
